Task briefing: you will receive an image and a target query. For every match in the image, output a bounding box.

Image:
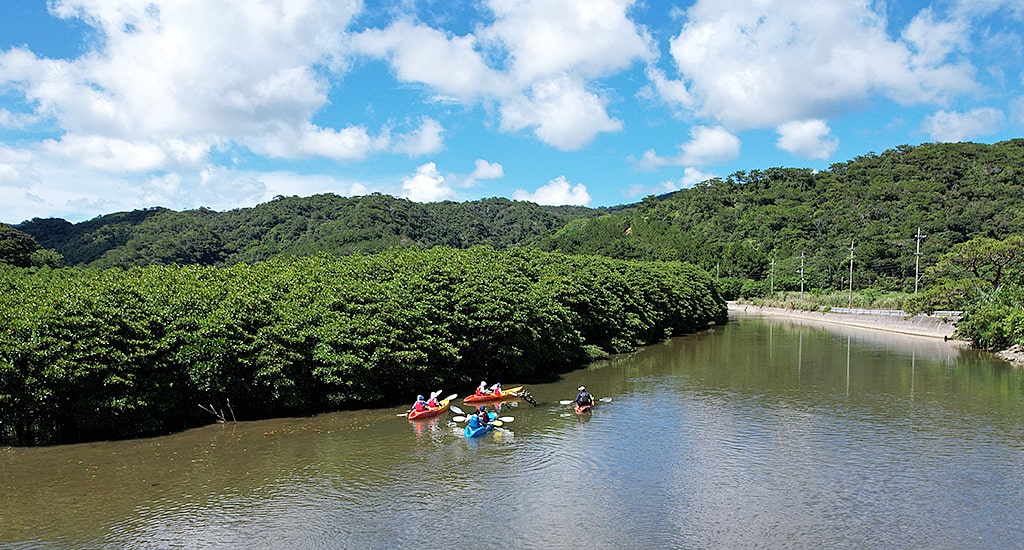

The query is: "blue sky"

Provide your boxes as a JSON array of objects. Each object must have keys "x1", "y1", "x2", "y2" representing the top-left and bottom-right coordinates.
[{"x1": 1, "y1": 0, "x2": 1022, "y2": 223}]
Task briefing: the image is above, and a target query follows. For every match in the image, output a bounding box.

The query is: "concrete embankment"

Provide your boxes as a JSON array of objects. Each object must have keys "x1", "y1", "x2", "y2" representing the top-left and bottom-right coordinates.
[
  {"x1": 727, "y1": 302, "x2": 959, "y2": 340},
  {"x1": 727, "y1": 303, "x2": 1024, "y2": 368}
]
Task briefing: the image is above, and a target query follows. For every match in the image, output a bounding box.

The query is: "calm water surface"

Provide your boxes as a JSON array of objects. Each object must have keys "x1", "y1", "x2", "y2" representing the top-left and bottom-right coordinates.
[{"x1": 4, "y1": 312, "x2": 1024, "y2": 549}]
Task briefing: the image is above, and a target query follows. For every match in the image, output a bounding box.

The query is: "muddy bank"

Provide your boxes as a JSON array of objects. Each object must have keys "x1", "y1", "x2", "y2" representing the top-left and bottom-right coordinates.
[{"x1": 728, "y1": 303, "x2": 959, "y2": 339}]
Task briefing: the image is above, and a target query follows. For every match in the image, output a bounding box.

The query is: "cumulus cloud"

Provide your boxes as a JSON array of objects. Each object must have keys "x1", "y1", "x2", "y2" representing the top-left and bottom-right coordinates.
[
  {"x1": 255, "y1": 124, "x2": 387, "y2": 161},
  {"x1": 513, "y1": 175, "x2": 591, "y2": 206},
  {"x1": 776, "y1": 119, "x2": 840, "y2": 159},
  {"x1": 353, "y1": 20, "x2": 507, "y2": 100},
  {"x1": 393, "y1": 117, "x2": 445, "y2": 157},
  {"x1": 355, "y1": 0, "x2": 652, "y2": 149},
  {"x1": 464, "y1": 159, "x2": 504, "y2": 187},
  {"x1": 921, "y1": 107, "x2": 1004, "y2": 141},
  {"x1": 500, "y1": 75, "x2": 623, "y2": 150},
  {"x1": 636, "y1": 126, "x2": 740, "y2": 170},
  {"x1": 658, "y1": 0, "x2": 979, "y2": 129},
  {"x1": 482, "y1": 0, "x2": 654, "y2": 85},
  {"x1": 0, "y1": 0, "x2": 360, "y2": 169},
  {"x1": 401, "y1": 162, "x2": 454, "y2": 202}
]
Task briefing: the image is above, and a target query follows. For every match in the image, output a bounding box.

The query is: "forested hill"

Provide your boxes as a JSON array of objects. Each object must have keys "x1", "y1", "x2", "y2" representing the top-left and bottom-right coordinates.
[
  {"x1": 538, "y1": 139, "x2": 1024, "y2": 292},
  {"x1": 10, "y1": 139, "x2": 1024, "y2": 285},
  {"x1": 15, "y1": 194, "x2": 606, "y2": 267}
]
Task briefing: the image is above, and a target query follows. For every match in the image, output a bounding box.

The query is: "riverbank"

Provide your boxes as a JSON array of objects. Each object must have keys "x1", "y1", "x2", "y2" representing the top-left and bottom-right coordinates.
[
  {"x1": 728, "y1": 302, "x2": 959, "y2": 339},
  {"x1": 728, "y1": 302, "x2": 1024, "y2": 368}
]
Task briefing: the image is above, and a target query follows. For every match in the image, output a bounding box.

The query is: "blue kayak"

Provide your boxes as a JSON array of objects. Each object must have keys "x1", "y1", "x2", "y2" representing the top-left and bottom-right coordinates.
[{"x1": 464, "y1": 413, "x2": 497, "y2": 438}]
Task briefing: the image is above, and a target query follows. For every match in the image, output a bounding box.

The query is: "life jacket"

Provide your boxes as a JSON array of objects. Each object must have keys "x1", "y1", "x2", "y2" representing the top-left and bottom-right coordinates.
[
  {"x1": 577, "y1": 392, "x2": 592, "y2": 405},
  {"x1": 413, "y1": 400, "x2": 428, "y2": 412},
  {"x1": 467, "y1": 415, "x2": 480, "y2": 428},
  {"x1": 426, "y1": 398, "x2": 439, "y2": 407}
]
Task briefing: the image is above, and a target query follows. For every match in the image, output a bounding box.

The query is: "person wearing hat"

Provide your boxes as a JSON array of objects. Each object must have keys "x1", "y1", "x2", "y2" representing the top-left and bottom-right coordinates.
[
  {"x1": 411, "y1": 394, "x2": 429, "y2": 413},
  {"x1": 426, "y1": 390, "x2": 442, "y2": 407},
  {"x1": 575, "y1": 385, "x2": 593, "y2": 408},
  {"x1": 475, "y1": 381, "x2": 492, "y2": 397},
  {"x1": 476, "y1": 405, "x2": 490, "y2": 426}
]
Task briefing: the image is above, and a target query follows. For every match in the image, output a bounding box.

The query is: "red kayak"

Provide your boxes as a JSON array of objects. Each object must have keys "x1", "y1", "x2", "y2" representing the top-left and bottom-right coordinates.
[{"x1": 463, "y1": 386, "x2": 524, "y2": 404}]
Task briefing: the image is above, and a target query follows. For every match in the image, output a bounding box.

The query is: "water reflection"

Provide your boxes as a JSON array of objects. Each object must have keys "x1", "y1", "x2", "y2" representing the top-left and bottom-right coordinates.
[{"x1": 4, "y1": 315, "x2": 1024, "y2": 548}]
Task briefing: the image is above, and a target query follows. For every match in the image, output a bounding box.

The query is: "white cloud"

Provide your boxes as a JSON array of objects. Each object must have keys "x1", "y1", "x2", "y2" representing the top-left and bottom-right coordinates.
[
  {"x1": 513, "y1": 175, "x2": 591, "y2": 206},
  {"x1": 393, "y1": 117, "x2": 445, "y2": 156},
  {"x1": 464, "y1": 159, "x2": 504, "y2": 187},
  {"x1": 255, "y1": 124, "x2": 387, "y2": 161},
  {"x1": 355, "y1": 0, "x2": 652, "y2": 149},
  {"x1": 482, "y1": 0, "x2": 654, "y2": 85},
  {"x1": 921, "y1": 107, "x2": 1004, "y2": 141},
  {"x1": 635, "y1": 126, "x2": 740, "y2": 170},
  {"x1": 679, "y1": 166, "x2": 716, "y2": 187},
  {"x1": 353, "y1": 20, "x2": 507, "y2": 100},
  {"x1": 680, "y1": 126, "x2": 742, "y2": 165},
  {"x1": 0, "y1": 0, "x2": 361, "y2": 169},
  {"x1": 776, "y1": 119, "x2": 840, "y2": 159},
  {"x1": 401, "y1": 162, "x2": 454, "y2": 202},
  {"x1": 659, "y1": 0, "x2": 979, "y2": 129},
  {"x1": 500, "y1": 75, "x2": 623, "y2": 150},
  {"x1": 645, "y1": 66, "x2": 695, "y2": 112}
]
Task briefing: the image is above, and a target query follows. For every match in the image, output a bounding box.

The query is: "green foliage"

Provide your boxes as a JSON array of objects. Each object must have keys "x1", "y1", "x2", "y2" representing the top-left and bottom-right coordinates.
[
  {"x1": 715, "y1": 277, "x2": 746, "y2": 300},
  {"x1": 0, "y1": 224, "x2": 61, "y2": 267},
  {"x1": 16, "y1": 194, "x2": 605, "y2": 267},
  {"x1": 0, "y1": 248, "x2": 724, "y2": 446},
  {"x1": 537, "y1": 140, "x2": 1024, "y2": 291},
  {"x1": 954, "y1": 285, "x2": 1024, "y2": 350}
]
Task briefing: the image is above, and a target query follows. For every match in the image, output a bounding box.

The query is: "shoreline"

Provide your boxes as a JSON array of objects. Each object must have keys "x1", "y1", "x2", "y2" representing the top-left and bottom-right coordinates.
[
  {"x1": 728, "y1": 302, "x2": 1024, "y2": 368},
  {"x1": 727, "y1": 302, "x2": 959, "y2": 340}
]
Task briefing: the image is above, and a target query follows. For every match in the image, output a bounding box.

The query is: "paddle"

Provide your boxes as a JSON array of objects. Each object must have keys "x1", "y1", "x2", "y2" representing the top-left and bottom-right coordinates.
[
  {"x1": 450, "y1": 414, "x2": 513, "y2": 423},
  {"x1": 560, "y1": 397, "x2": 612, "y2": 406}
]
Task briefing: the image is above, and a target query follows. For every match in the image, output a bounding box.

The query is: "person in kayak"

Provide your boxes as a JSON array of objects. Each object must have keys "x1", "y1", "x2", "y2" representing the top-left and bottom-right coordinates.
[
  {"x1": 426, "y1": 390, "x2": 442, "y2": 407},
  {"x1": 491, "y1": 382, "x2": 502, "y2": 397},
  {"x1": 575, "y1": 386, "x2": 594, "y2": 408},
  {"x1": 411, "y1": 395, "x2": 429, "y2": 413},
  {"x1": 476, "y1": 405, "x2": 490, "y2": 426},
  {"x1": 475, "y1": 381, "x2": 491, "y2": 397}
]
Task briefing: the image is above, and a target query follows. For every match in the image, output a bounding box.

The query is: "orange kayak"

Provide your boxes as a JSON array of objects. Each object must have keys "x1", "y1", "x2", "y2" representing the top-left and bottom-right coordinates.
[
  {"x1": 407, "y1": 398, "x2": 451, "y2": 420},
  {"x1": 463, "y1": 386, "x2": 524, "y2": 404}
]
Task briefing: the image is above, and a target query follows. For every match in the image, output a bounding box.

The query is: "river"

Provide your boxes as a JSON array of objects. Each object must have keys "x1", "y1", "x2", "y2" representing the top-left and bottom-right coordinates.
[{"x1": 3, "y1": 312, "x2": 1024, "y2": 549}]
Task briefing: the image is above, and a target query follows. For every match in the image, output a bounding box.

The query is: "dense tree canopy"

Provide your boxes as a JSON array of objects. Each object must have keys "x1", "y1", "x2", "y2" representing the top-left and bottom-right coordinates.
[
  {"x1": 0, "y1": 248, "x2": 724, "y2": 445},
  {"x1": 539, "y1": 140, "x2": 1024, "y2": 293}
]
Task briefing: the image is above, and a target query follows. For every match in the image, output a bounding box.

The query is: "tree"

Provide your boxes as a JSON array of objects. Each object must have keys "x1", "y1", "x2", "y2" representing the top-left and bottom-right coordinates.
[
  {"x1": 929, "y1": 235, "x2": 1024, "y2": 290},
  {"x1": 0, "y1": 224, "x2": 61, "y2": 267}
]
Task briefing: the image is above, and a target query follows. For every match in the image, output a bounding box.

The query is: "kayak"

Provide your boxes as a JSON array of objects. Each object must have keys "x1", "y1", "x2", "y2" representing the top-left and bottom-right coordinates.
[
  {"x1": 574, "y1": 402, "x2": 594, "y2": 414},
  {"x1": 463, "y1": 386, "x2": 524, "y2": 404},
  {"x1": 408, "y1": 398, "x2": 451, "y2": 420},
  {"x1": 464, "y1": 413, "x2": 497, "y2": 438}
]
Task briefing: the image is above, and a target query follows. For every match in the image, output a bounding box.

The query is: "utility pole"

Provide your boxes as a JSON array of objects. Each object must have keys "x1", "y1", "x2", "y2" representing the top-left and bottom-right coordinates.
[
  {"x1": 914, "y1": 227, "x2": 926, "y2": 294},
  {"x1": 770, "y1": 258, "x2": 775, "y2": 295},
  {"x1": 848, "y1": 240, "x2": 855, "y2": 308},
  {"x1": 799, "y1": 251, "x2": 805, "y2": 301}
]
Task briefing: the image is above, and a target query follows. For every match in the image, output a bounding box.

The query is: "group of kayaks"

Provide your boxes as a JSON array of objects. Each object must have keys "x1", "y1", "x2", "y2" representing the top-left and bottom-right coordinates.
[{"x1": 407, "y1": 385, "x2": 599, "y2": 438}]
